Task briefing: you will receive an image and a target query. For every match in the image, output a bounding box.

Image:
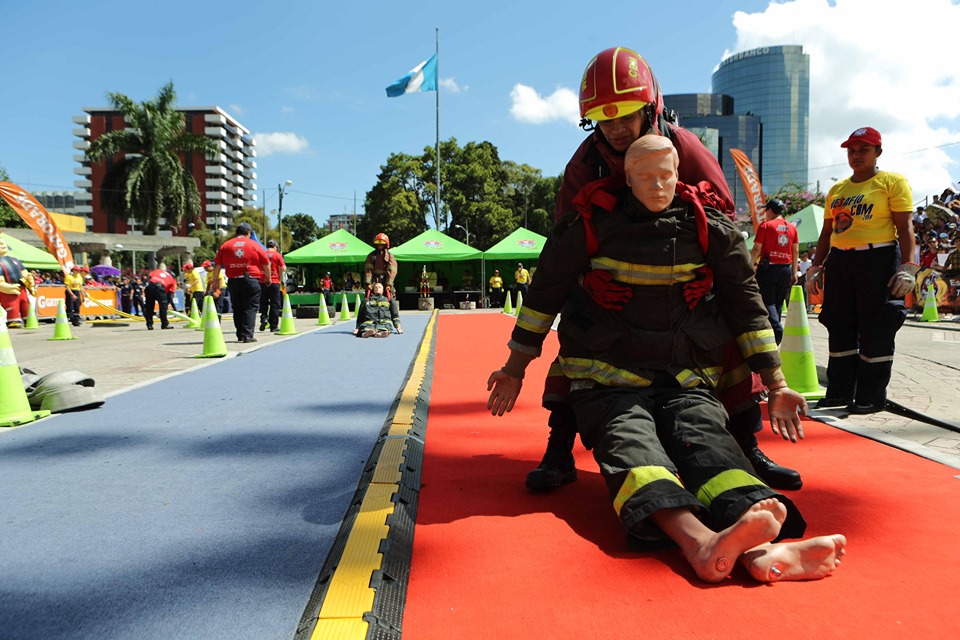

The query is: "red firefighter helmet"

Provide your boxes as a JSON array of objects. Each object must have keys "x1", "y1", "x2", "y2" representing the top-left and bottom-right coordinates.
[
  {"x1": 579, "y1": 47, "x2": 663, "y2": 122},
  {"x1": 373, "y1": 233, "x2": 390, "y2": 249}
]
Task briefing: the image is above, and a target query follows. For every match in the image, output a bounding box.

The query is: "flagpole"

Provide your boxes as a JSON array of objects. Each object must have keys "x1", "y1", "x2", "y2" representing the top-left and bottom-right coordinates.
[{"x1": 435, "y1": 27, "x2": 441, "y2": 231}]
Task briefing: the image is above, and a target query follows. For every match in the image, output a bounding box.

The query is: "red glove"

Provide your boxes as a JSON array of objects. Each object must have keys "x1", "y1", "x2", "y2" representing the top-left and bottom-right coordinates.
[
  {"x1": 683, "y1": 266, "x2": 713, "y2": 309},
  {"x1": 582, "y1": 269, "x2": 632, "y2": 310}
]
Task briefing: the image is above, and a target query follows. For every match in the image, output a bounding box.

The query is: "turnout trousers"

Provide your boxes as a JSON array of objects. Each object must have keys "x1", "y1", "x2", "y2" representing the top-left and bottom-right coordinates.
[
  {"x1": 819, "y1": 245, "x2": 906, "y2": 407},
  {"x1": 570, "y1": 384, "x2": 805, "y2": 544}
]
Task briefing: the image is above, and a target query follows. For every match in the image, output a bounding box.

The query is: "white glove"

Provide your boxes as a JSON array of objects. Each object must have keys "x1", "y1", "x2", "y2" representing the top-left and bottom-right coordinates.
[{"x1": 887, "y1": 263, "x2": 920, "y2": 298}]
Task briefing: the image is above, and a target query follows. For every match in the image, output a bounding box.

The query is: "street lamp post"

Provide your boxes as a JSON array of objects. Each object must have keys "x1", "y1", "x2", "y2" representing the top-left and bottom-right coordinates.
[
  {"x1": 278, "y1": 179, "x2": 293, "y2": 252},
  {"x1": 454, "y1": 222, "x2": 471, "y2": 246},
  {"x1": 114, "y1": 244, "x2": 123, "y2": 271}
]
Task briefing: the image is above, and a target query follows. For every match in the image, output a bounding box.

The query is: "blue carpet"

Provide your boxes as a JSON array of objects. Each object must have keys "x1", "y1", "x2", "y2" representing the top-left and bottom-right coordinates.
[{"x1": 0, "y1": 316, "x2": 429, "y2": 640}]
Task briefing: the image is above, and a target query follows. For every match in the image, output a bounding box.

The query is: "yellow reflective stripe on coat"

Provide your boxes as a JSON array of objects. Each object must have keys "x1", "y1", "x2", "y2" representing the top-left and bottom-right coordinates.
[
  {"x1": 590, "y1": 257, "x2": 704, "y2": 286},
  {"x1": 735, "y1": 329, "x2": 778, "y2": 358},
  {"x1": 695, "y1": 469, "x2": 765, "y2": 506},
  {"x1": 559, "y1": 357, "x2": 653, "y2": 388},
  {"x1": 716, "y1": 361, "x2": 752, "y2": 393},
  {"x1": 515, "y1": 306, "x2": 554, "y2": 334},
  {"x1": 675, "y1": 366, "x2": 722, "y2": 389},
  {"x1": 613, "y1": 466, "x2": 683, "y2": 515}
]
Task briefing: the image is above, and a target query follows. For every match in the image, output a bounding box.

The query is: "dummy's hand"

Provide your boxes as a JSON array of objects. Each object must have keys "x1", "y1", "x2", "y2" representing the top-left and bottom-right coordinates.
[
  {"x1": 487, "y1": 369, "x2": 522, "y2": 416},
  {"x1": 888, "y1": 262, "x2": 920, "y2": 298},
  {"x1": 581, "y1": 269, "x2": 632, "y2": 310},
  {"x1": 767, "y1": 387, "x2": 808, "y2": 443},
  {"x1": 395, "y1": 326, "x2": 403, "y2": 334}
]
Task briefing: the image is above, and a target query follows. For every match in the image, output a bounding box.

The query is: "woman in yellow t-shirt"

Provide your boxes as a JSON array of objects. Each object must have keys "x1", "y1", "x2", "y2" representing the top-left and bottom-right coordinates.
[{"x1": 808, "y1": 127, "x2": 917, "y2": 414}]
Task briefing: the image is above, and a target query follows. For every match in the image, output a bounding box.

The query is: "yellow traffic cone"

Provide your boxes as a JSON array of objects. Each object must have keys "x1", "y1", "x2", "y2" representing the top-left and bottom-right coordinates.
[
  {"x1": 316, "y1": 292, "x2": 331, "y2": 326},
  {"x1": 196, "y1": 295, "x2": 227, "y2": 358},
  {"x1": 780, "y1": 285, "x2": 825, "y2": 400},
  {"x1": 48, "y1": 299, "x2": 77, "y2": 341},
  {"x1": 277, "y1": 293, "x2": 299, "y2": 336},
  {"x1": 503, "y1": 291, "x2": 513, "y2": 315},
  {"x1": 353, "y1": 293, "x2": 363, "y2": 318},
  {"x1": 186, "y1": 297, "x2": 202, "y2": 329},
  {"x1": 920, "y1": 285, "x2": 939, "y2": 323},
  {"x1": 338, "y1": 293, "x2": 351, "y2": 322},
  {"x1": 23, "y1": 296, "x2": 39, "y2": 330},
  {"x1": 515, "y1": 291, "x2": 523, "y2": 316},
  {"x1": 0, "y1": 308, "x2": 50, "y2": 427}
]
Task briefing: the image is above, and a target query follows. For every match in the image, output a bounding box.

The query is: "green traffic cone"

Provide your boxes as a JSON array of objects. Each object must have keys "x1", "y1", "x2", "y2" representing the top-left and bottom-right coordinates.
[
  {"x1": 515, "y1": 291, "x2": 523, "y2": 316},
  {"x1": 780, "y1": 285, "x2": 825, "y2": 400},
  {"x1": 316, "y1": 292, "x2": 331, "y2": 326},
  {"x1": 353, "y1": 293, "x2": 362, "y2": 318},
  {"x1": 338, "y1": 293, "x2": 351, "y2": 322},
  {"x1": 23, "y1": 296, "x2": 39, "y2": 330},
  {"x1": 48, "y1": 299, "x2": 77, "y2": 341},
  {"x1": 503, "y1": 291, "x2": 513, "y2": 315},
  {"x1": 277, "y1": 294, "x2": 299, "y2": 336},
  {"x1": 0, "y1": 308, "x2": 50, "y2": 427},
  {"x1": 196, "y1": 295, "x2": 227, "y2": 358},
  {"x1": 920, "y1": 285, "x2": 940, "y2": 323},
  {"x1": 186, "y1": 297, "x2": 202, "y2": 329}
]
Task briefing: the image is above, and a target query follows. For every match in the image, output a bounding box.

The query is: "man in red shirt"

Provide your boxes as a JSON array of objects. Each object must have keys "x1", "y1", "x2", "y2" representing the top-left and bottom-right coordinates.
[
  {"x1": 212, "y1": 222, "x2": 270, "y2": 343},
  {"x1": 259, "y1": 239, "x2": 287, "y2": 332},
  {"x1": 144, "y1": 267, "x2": 176, "y2": 330},
  {"x1": 751, "y1": 199, "x2": 800, "y2": 344}
]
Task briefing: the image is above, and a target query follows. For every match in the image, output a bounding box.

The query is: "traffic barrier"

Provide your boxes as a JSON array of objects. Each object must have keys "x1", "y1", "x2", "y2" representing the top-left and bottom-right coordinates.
[
  {"x1": 920, "y1": 285, "x2": 939, "y2": 323},
  {"x1": 196, "y1": 295, "x2": 227, "y2": 358},
  {"x1": 0, "y1": 308, "x2": 50, "y2": 427},
  {"x1": 338, "y1": 293, "x2": 351, "y2": 322},
  {"x1": 503, "y1": 291, "x2": 513, "y2": 315},
  {"x1": 48, "y1": 300, "x2": 77, "y2": 341},
  {"x1": 23, "y1": 296, "x2": 39, "y2": 330},
  {"x1": 186, "y1": 297, "x2": 202, "y2": 329},
  {"x1": 316, "y1": 293, "x2": 331, "y2": 326},
  {"x1": 780, "y1": 285, "x2": 825, "y2": 400},
  {"x1": 277, "y1": 294, "x2": 299, "y2": 336}
]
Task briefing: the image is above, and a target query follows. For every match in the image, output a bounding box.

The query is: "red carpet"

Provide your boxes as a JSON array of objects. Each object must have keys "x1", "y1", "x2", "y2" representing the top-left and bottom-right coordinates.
[{"x1": 404, "y1": 313, "x2": 960, "y2": 639}]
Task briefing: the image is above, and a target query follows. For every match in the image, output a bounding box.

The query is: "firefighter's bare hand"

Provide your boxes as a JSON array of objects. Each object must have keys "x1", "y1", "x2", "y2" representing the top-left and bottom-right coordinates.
[
  {"x1": 767, "y1": 387, "x2": 807, "y2": 443},
  {"x1": 487, "y1": 370, "x2": 522, "y2": 416}
]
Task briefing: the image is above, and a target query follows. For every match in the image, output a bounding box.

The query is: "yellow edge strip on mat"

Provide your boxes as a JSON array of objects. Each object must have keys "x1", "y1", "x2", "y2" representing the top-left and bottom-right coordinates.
[{"x1": 310, "y1": 309, "x2": 438, "y2": 640}]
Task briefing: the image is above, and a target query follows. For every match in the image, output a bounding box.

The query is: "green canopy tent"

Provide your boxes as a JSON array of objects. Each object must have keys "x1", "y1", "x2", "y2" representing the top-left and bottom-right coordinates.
[
  {"x1": 391, "y1": 229, "x2": 483, "y2": 308},
  {"x1": 0, "y1": 231, "x2": 61, "y2": 270},
  {"x1": 482, "y1": 227, "x2": 546, "y2": 300},
  {"x1": 282, "y1": 229, "x2": 375, "y2": 306}
]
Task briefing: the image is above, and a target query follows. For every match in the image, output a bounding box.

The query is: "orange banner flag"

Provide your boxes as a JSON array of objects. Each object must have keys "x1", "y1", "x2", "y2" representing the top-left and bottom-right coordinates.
[
  {"x1": 0, "y1": 182, "x2": 75, "y2": 273},
  {"x1": 729, "y1": 149, "x2": 767, "y2": 231}
]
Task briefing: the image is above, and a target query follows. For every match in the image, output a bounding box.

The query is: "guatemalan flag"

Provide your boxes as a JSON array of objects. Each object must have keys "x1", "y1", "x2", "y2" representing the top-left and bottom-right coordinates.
[{"x1": 385, "y1": 54, "x2": 438, "y2": 97}]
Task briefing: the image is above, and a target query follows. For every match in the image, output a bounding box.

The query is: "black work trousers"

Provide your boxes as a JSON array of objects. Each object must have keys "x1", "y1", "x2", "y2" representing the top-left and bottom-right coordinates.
[
  {"x1": 756, "y1": 262, "x2": 793, "y2": 344},
  {"x1": 227, "y1": 276, "x2": 261, "y2": 341},
  {"x1": 819, "y1": 245, "x2": 906, "y2": 407},
  {"x1": 143, "y1": 283, "x2": 169, "y2": 329},
  {"x1": 259, "y1": 282, "x2": 282, "y2": 330}
]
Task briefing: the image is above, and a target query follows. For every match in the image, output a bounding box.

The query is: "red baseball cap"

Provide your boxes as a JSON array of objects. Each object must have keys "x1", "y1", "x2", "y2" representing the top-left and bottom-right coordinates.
[
  {"x1": 841, "y1": 127, "x2": 882, "y2": 148},
  {"x1": 201, "y1": 260, "x2": 212, "y2": 267}
]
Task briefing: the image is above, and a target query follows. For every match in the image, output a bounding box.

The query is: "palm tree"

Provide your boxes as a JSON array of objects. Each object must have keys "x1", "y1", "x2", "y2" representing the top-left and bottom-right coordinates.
[{"x1": 86, "y1": 81, "x2": 219, "y2": 236}]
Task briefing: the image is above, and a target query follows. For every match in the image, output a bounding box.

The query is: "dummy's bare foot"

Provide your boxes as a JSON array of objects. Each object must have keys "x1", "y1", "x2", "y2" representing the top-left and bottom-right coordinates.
[
  {"x1": 687, "y1": 498, "x2": 785, "y2": 583},
  {"x1": 741, "y1": 534, "x2": 847, "y2": 582}
]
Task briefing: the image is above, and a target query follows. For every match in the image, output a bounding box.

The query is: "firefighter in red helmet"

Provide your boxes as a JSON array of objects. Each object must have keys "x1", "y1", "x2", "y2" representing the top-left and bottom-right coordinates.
[
  {"x1": 364, "y1": 233, "x2": 398, "y2": 295},
  {"x1": 523, "y1": 46, "x2": 803, "y2": 493}
]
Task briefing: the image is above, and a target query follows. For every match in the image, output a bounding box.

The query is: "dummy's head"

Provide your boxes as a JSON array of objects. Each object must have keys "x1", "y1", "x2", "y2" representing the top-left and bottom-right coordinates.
[
  {"x1": 624, "y1": 135, "x2": 679, "y2": 213},
  {"x1": 372, "y1": 282, "x2": 384, "y2": 295}
]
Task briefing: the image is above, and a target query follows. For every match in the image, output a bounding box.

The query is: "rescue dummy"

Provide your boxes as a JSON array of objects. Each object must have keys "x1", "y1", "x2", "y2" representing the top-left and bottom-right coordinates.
[{"x1": 0, "y1": 232, "x2": 36, "y2": 327}]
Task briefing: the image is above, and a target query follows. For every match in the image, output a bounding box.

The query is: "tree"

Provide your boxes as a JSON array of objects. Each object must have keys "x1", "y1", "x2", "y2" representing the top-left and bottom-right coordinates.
[
  {"x1": 86, "y1": 81, "x2": 219, "y2": 236},
  {"x1": 0, "y1": 164, "x2": 27, "y2": 228},
  {"x1": 282, "y1": 213, "x2": 323, "y2": 251},
  {"x1": 770, "y1": 181, "x2": 826, "y2": 217},
  {"x1": 360, "y1": 152, "x2": 430, "y2": 245}
]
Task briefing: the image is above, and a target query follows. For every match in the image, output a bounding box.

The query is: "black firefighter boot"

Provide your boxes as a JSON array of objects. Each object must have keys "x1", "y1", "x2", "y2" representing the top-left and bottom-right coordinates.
[
  {"x1": 730, "y1": 404, "x2": 803, "y2": 491},
  {"x1": 525, "y1": 405, "x2": 578, "y2": 490}
]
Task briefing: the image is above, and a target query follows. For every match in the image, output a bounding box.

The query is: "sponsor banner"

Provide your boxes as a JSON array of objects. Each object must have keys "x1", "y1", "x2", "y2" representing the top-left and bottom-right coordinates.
[
  {"x1": 729, "y1": 149, "x2": 766, "y2": 231},
  {"x1": 0, "y1": 182, "x2": 75, "y2": 273},
  {"x1": 34, "y1": 286, "x2": 117, "y2": 318}
]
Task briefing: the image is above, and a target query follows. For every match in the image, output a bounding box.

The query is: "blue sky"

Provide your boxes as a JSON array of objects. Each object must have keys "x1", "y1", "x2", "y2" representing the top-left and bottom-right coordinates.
[{"x1": 4, "y1": 0, "x2": 960, "y2": 229}]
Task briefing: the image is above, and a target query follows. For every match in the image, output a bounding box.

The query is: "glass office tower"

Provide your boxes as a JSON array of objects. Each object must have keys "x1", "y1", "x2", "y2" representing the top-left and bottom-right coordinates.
[{"x1": 712, "y1": 45, "x2": 809, "y2": 196}]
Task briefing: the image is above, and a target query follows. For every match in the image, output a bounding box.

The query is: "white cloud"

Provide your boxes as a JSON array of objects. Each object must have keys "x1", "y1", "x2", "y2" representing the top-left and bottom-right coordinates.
[
  {"x1": 509, "y1": 83, "x2": 580, "y2": 125},
  {"x1": 440, "y1": 77, "x2": 463, "y2": 93},
  {"x1": 728, "y1": 0, "x2": 960, "y2": 200},
  {"x1": 254, "y1": 132, "x2": 310, "y2": 157},
  {"x1": 228, "y1": 103, "x2": 244, "y2": 115}
]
